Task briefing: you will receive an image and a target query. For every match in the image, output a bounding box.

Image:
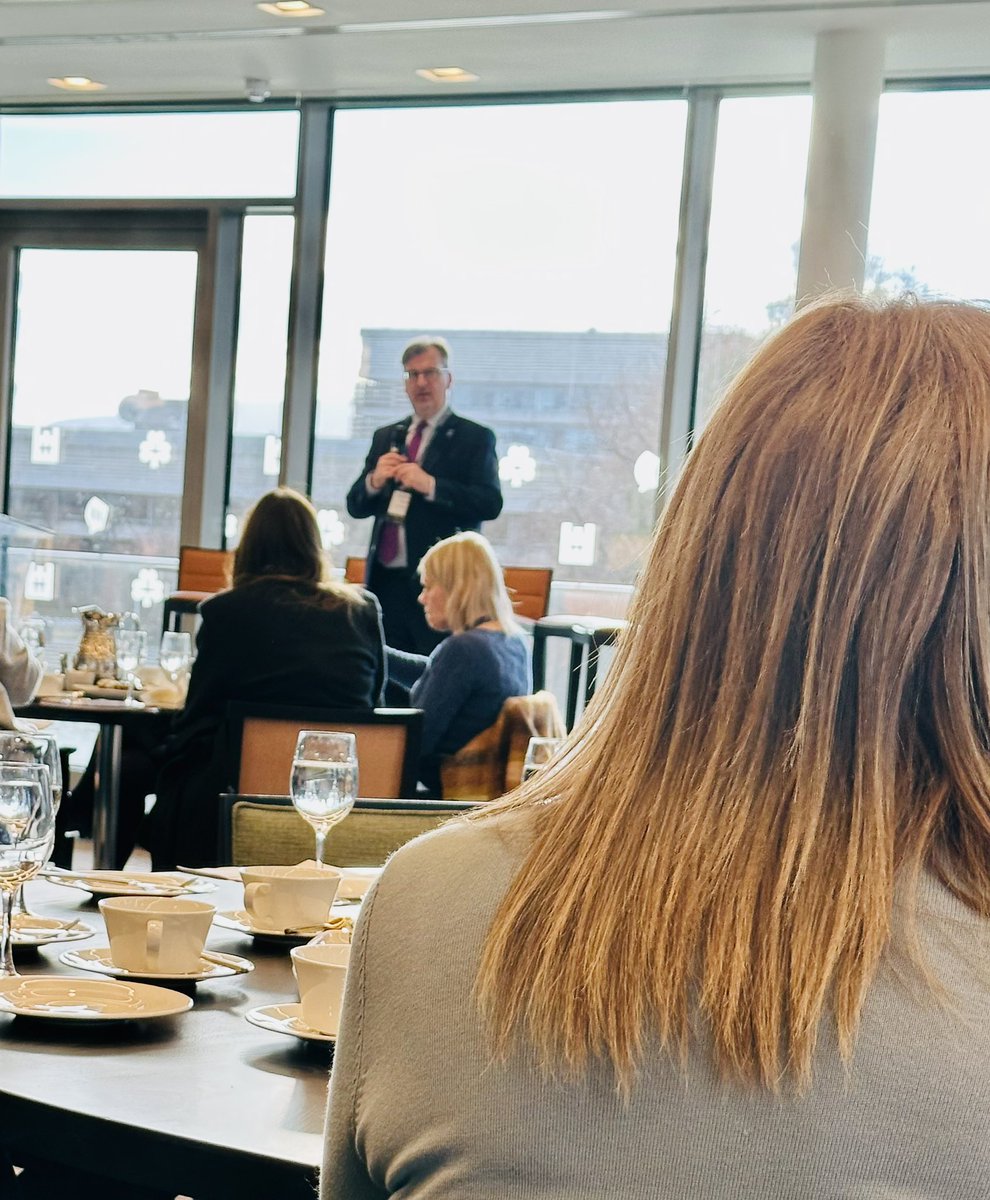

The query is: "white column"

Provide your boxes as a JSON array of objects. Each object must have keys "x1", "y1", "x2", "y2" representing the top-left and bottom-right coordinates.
[{"x1": 796, "y1": 30, "x2": 885, "y2": 303}]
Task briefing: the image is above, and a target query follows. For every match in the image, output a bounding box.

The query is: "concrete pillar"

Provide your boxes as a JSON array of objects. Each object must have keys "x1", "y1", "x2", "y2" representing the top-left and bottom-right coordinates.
[{"x1": 796, "y1": 30, "x2": 885, "y2": 303}]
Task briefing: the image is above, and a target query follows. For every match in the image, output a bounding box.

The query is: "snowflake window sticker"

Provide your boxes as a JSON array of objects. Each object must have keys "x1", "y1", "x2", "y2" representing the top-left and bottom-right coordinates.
[
  {"x1": 316, "y1": 509, "x2": 347, "y2": 548},
  {"x1": 558, "y1": 521, "x2": 597, "y2": 567},
  {"x1": 30, "y1": 426, "x2": 61, "y2": 466},
  {"x1": 24, "y1": 562, "x2": 55, "y2": 603},
  {"x1": 138, "y1": 430, "x2": 173, "y2": 470},
  {"x1": 633, "y1": 450, "x2": 661, "y2": 494},
  {"x1": 499, "y1": 444, "x2": 536, "y2": 489},
  {"x1": 84, "y1": 496, "x2": 111, "y2": 536},
  {"x1": 131, "y1": 567, "x2": 166, "y2": 610}
]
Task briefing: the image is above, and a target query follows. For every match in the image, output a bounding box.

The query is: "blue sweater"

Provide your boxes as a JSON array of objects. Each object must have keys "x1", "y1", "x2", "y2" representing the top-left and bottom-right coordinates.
[{"x1": 392, "y1": 629, "x2": 531, "y2": 793}]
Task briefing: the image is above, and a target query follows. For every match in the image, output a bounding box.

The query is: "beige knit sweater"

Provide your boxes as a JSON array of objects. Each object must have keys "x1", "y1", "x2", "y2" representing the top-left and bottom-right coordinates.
[{"x1": 322, "y1": 811, "x2": 990, "y2": 1199}]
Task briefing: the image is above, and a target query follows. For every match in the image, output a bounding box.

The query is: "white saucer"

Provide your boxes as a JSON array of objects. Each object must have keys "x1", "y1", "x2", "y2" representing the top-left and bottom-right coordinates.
[
  {"x1": 335, "y1": 866, "x2": 380, "y2": 902},
  {"x1": 59, "y1": 946, "x2": 254, "y2": 983},
  {"x1": 245, "y1": 1002, "x2": 335, "y2": 1043},
  {"x1": 215, "y1": 909, "x2": 354, "y2": 943},
  {"x1": 37, "y1": 694, "x2": 146, "y2": 711},
  {"x1": 0, "y1": 975, "x2": 193, "y2": 1021},
  {"x1": 11, "y1": 914, "x2": 95, "y2": 947},
  {"x1": 41, "y1": 870, "x2": 217, "y2": 899}
]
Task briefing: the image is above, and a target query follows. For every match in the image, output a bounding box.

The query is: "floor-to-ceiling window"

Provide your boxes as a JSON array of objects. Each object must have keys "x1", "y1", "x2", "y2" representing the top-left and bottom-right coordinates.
[
  {"x1": 5, "y1": 242, "x2": 198, "y2": 652},
  {"x1": 226, "y1": 213, "x2": 296, "y2": 544},
  {"x1": 310, "y1": 100, "x2": 687, "y2": 597},
  {"x1": 0, "y1": 111, "x2": 299, "y2": 657},
  {"x1": 868, "y1": 88, "x2": 990, "y2": 301},
  {"x1": 694, "y1": 94, "x2": 812, "y2": 433}
]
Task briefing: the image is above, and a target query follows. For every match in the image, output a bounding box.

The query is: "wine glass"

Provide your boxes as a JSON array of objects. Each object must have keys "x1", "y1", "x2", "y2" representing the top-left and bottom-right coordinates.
[
  {"x1": 159, "y1": 631, "x2": 192, "y2": 684},
  {"x1": 115, "y1": 629, "x2": 147, "y2": 706},
  {"x1": 291, "y1": 732, "x2": 358, "y2": 868},
  {"x1": 522, "y1": 736, "x2": 564, "y2": 783},
  {"x1": 0, "y1": 733, "x2": 62, "y2": 920},
  {"x1": 0, "y1": 762, "x2": 55, "y2": 977}
]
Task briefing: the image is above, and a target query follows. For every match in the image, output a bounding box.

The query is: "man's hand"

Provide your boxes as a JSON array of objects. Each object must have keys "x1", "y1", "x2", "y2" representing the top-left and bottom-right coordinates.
[
  {"x1": 394, "y1": 462, "x2": 435, "y2": 496},
  {"x1": 369, "y1": 450, "x2": 407, "y2": 490}
]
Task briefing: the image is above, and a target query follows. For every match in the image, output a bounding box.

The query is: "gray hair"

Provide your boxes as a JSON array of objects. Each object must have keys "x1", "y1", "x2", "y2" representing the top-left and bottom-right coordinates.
[{"x1": 401, "y1": 335, "x2": 451, "y2": 367}]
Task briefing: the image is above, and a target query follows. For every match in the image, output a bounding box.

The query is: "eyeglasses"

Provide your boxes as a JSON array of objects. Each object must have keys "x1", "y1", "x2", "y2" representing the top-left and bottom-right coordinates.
[{"x1": 404, "y1": 367, "x2": 448, "y2": 382}]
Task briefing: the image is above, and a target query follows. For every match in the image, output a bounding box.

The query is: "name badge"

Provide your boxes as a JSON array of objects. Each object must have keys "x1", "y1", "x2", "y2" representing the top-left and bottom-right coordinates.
[{"x1": 386, "y1": 489, "x2": 412, "y2": 522}]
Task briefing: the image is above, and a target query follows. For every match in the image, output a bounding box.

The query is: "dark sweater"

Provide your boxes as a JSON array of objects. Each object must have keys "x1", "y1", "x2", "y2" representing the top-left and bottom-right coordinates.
[
  {"x1": 391, "y1": 628, "x2": 530, "y2": 794},
  {"x1": 147, "y1": 577, "x2": 385, "y2": 867}
]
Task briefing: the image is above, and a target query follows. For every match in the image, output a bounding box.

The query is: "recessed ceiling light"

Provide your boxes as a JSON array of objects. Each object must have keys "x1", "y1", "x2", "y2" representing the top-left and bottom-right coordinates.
[
  {"x1": 47, "y1": 76, "x2": 107, "y2": 91},
  {"x1": 257, "y1": 1, "x2": 325, "y2": 15},
  {"x1": 416, "y1": 67, "x2": 479, "y2": 84}
]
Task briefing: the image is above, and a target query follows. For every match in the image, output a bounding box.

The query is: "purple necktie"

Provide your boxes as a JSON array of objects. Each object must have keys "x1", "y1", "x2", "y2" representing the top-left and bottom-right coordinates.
[{"x1": 378, "y1": 421, "x2": 426, "y2": 566}]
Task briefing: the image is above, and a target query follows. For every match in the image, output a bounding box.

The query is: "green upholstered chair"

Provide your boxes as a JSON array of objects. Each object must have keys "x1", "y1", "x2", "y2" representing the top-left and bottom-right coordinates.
[{"x1": 219, "y1": 794, "x2": 479, "y2": 868}]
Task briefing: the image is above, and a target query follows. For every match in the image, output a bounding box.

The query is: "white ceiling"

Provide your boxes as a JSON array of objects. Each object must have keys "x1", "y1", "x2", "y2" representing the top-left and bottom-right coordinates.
[{"x1": 0, "y1": 0, "x2": 989, "y2": 106}]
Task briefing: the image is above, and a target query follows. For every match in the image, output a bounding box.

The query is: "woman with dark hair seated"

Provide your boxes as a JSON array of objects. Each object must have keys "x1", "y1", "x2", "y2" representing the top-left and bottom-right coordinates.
[
  {"x1": 146, "y1": 487, "x2": 385, "y2": 869},
  {"x1": 322, "y1": 296, "x2": 990, "y2": 1197},
  {"x1": 386, "y1": 531, "x2": 530, "y2": 795}
]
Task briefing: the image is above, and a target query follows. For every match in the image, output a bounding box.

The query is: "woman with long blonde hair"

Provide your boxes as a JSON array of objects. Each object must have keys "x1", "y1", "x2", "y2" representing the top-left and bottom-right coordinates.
[
  {"x1": 387, "y1": 530, "x2": 530, "y2": 794},
  {"x1": 322, "y1": 296, "x2": 990, "y2": 1197}
]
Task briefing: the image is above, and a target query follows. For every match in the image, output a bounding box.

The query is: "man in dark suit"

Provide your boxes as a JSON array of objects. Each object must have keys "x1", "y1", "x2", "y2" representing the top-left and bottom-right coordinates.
[{"x1": 346, "y1": 336, "x2": 503, "y2": 654}]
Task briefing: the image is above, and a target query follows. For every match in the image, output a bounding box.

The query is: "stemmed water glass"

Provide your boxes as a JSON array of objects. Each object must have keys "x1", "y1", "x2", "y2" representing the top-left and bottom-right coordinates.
[
  {"x1": 159, "y1": 631, "x2": 192, "y2": 687},
  {"x1": 0, "y1": 762, "x2": 56, "y2": 978},
  {"x1": 115, "y1": 629, "x2": 147, "y2": 706},
  {"x1": 0, "y1": 733, "x2": 62, "y2": 921},
  {"x1": 290, "y1": 732, "x2": 358, "y2": 868},
  {"x1": 522, "y1": 736, "x2": 564, "y2": 783}
]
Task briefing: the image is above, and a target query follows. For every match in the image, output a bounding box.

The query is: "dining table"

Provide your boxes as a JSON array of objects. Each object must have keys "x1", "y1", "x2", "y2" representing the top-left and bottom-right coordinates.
[
  {"x1": 0, "y1": 875, "x2": 331, "y2": 1199},
  {"x1": 16, "y1": 695, "x2": 179, "y2": 870}
]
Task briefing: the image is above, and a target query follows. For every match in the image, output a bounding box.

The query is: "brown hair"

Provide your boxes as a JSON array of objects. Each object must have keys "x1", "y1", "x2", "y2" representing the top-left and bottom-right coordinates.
[
  {"x1": 475, "y1": 294, "x2": 990, "y2": 1091},
  {"x1": 233, "y1": 488, "x2": 353, "y2": 604}
]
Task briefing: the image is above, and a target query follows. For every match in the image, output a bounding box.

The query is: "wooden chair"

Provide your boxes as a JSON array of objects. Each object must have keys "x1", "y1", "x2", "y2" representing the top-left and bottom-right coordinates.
[
  {"x1": 344, "y1": 556, "x2": 367, "y2": 585},
  {"x1": 161, "y1": 546, "x2": 233, "y2": 634},
  {"x1": 218, "y1": 793, "x2": 478, "y2": 867},
  {"x1": 343, "y1": 556, "x2": 552, "y2": 620},
  {"x1": 439, "y1": 690, "x2": 565, "y2": 801},
  {"x1": 502, "y1": 565, "x2": 553, "y2": 621},
  {"x1": 227, "y1": 703, "x2": 422, "y2": 800}
]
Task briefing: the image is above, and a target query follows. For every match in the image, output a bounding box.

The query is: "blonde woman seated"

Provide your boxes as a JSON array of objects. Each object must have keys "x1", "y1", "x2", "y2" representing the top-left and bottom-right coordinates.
[
  {"x1": 322, "y1": 296, "x2": 990, "y2": 1197},
  {"x1": 387, "y1": 532, "x2": 530, "y2": 795}
]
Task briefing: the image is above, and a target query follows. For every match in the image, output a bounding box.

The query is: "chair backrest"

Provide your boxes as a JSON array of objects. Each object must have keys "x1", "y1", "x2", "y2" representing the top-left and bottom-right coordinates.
[
  {"x1": 177, "y1": 545, "x2": 233, "y2": 594},
  {"x1": 219, "y1": 793, "x2": 478, "y2": 867},
  {"x1": 228, "y1": 703, "x2": 422, "y2": 800},
  {"x1": 344, "y1": 556, "x2": 367, "y2": 585},
  {"x1": 344, "y1": 556, "x2": 552, "y2": 621},
  {"x1": 502, "y1": 566, "x2": 553, "y2": 621},
  {"x1": 439, "y1": 689, "x2": 565, "y2": 801}
]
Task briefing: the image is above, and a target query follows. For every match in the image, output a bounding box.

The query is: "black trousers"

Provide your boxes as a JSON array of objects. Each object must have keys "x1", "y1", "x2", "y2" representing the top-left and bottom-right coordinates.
[{"x1": 371, "y1": 566, "x2": 445, "y2": 656}]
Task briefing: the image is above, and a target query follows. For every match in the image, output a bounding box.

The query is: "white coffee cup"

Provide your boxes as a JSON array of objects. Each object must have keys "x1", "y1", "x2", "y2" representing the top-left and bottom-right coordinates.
[
  {"x1": 242, "y1": 865, "x2": 340, "y2": 932},
  {"x1": 100, "y1": 896, "x2": 216, "y2": 974},
  {"x1": 291, "y1": 942, "x2": 350, "y2": 1035}
]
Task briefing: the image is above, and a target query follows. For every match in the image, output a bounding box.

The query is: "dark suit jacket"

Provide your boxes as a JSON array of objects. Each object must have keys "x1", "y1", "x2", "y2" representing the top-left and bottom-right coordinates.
[
  {"x1": 146, "y1": 577, "x2": 385, "y2": 868},
  {"x1": 345, "y1": 411, "x2": 503, "y2": 589}
]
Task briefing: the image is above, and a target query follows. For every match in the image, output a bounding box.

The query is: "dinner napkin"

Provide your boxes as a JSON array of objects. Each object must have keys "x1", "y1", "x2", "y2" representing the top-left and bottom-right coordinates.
[{"x1": 136, "y1": 665, "x2": 184, "y2": 707}]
